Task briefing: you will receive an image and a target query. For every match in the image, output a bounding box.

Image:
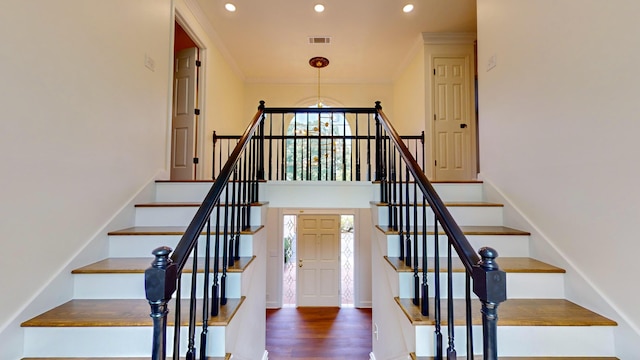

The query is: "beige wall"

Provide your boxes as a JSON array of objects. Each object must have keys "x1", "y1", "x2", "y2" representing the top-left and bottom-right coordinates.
[
  {"x1": 0, "y1": 0, "x2": 173, "y2": 356},
  {"x1": 244, "y1": 82, "x2": 394, "y2": 118},
  {"x1": 477, "y1": 0, "x2": 640, "y2": 357}
]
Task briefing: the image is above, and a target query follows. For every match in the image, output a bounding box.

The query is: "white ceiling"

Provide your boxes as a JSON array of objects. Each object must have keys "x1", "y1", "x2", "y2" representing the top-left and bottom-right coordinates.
[{"x1": 191, "y1": 0, "x2": 476, "y2": 84}]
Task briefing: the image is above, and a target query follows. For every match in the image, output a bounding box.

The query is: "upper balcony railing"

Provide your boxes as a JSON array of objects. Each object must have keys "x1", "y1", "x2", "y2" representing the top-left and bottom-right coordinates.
[{"x1": 212, "y1": 107, "x2": 424, "y2": 182}]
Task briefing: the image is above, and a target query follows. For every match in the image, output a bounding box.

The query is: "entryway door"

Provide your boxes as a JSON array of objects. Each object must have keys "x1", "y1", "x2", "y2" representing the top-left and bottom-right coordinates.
[
  {"x1": 296, "y1": 214, "x2": 341, "y2": 307},
  {"x1": 170, "y1": 47, "x2": 198, "y2": 180},
  {"x1": 433, "y1": 56, "x2": 474, "y2": 181}
]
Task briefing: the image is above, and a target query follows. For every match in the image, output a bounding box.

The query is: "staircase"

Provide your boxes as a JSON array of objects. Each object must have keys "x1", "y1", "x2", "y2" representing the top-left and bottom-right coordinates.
[
  {"x1": 371, "y1": 181, "x2": 619, "y2": 359},
  {"x1": 21, "y1": 181, "x2": 268, "y2": 359},
  {"x1": 18, "y1": 178, "x2": 621, "y2": 359}
]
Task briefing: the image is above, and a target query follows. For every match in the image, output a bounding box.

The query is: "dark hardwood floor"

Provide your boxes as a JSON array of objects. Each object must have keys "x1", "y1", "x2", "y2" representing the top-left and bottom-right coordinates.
[{"x1": 266, "y1": 307, "x2": 372, "y2": 359}]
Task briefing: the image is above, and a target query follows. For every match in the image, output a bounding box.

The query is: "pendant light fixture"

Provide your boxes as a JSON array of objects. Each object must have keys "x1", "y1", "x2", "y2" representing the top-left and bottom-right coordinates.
[{"x1": 309, "y1": 56, "x2": 329, "y2": 108}]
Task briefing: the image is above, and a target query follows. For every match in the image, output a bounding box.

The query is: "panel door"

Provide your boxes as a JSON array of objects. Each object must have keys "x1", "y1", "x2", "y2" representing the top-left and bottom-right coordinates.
[
  {"x1": 433, "y1": 57, "x2": 473, "y2": 181},
  {"x1": 296, "y1": 214, "x2": 341, "y2": 307},
  {"x1": 171, "y1": 47, "x2": 198, "y2": 180}
]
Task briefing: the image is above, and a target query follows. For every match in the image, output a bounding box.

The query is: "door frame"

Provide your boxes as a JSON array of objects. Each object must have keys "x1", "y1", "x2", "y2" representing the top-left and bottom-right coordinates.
[
  {"x1": 277, "y1": 208, "x2": 361, "y2": 308},
  {"x1": 167, "y1": 9, "x2": 207, "y2": 180}
]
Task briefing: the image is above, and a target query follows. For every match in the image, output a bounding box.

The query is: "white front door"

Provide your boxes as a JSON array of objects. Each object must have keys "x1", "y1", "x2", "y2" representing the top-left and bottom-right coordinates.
[
  {"x1": 171, "y1": 47, "x2": 198, "y2": 180},
  {"x1": 297, "y1": 214, "x2": 341, "y2": 307},
  {"x1": 433, "y1": 57, "x2": 473, "y2": 181}
]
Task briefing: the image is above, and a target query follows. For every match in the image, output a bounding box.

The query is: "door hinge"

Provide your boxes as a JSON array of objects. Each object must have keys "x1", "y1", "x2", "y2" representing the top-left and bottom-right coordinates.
[
  {"x1": 435, "y1": 160, "x2": 437, "y2": 166},
  {"x1": 434, "y1": 114, "x2": 436, "y2": 120},
  {"x1": 193, "y1": 157, "x2": 199, "y2": 164},
  {"x1": 194, "y1": 108, "x2": 200, "y2": 115},
  {"x1": 195, "y1": 60, "x2": 202, "y2": 67},
  {"x1": 433, "y1": 68, "x2": 436, "y2": 75}
]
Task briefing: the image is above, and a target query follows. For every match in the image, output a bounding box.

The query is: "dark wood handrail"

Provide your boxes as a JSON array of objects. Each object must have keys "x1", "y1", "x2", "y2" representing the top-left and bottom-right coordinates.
[
  {"x1": 170, "y1": 101, "x2": 266, "y2": 272},
  {"x1": 374, "y1": 102, "x2": 480, "y2": 272}
]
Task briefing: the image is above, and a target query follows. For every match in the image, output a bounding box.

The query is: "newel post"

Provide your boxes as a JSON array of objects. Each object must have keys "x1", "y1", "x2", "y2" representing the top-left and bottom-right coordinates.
[
  {"x1": 473, "y1": 247, "x2": 507, "y2": 360},
  {"x1": 145, "y1": 246, "x2": 177, "y2": 360}
]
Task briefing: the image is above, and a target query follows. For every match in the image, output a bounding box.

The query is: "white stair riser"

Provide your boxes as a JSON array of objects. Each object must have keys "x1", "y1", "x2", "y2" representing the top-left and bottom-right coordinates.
[
  {"x1": 373, "y1": 183, "x2": 485, "y2": 203},
  {"x1": 376, "y1": 206, "x2": 503, "y2": 227},
  {"x1": 155, "y1": 182, "x2": 266, "y2": 203},
  {"x1": 386, "y1": 235, "x2": 530, "y2": 258},
  {"x1": 414, "y1": 325, "x2": 615, "y2": 357},
  {"x1": 134, "y1": 205, "x2": 264, "y2": 227},
  {"x1": 109, "y1": 234, "x2": 255, "y2": 258},
  {"x1": 74, "y1": 273, "x2": 243, "y2": 299},
  {"x1": 23, "y1": 326, "x2": 226, "y2": 357},
  {"x1": 397, "y1": 272, "x2": 565, "y2": 299}
]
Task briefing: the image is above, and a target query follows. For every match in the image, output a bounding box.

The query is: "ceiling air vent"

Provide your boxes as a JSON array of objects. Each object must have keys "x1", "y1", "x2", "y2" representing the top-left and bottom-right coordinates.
[{"x1": 308, "y1": 37, "x2": 331, "y2": 44}]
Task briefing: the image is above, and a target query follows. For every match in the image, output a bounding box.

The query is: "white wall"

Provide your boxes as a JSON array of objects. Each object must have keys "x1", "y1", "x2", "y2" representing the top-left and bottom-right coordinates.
[
  {"x1": 477, "y1": 0, "x2": 640, "y2": 357},
  {"x1": 0, "y1": 0, "x2": 173, "y2": 356}
]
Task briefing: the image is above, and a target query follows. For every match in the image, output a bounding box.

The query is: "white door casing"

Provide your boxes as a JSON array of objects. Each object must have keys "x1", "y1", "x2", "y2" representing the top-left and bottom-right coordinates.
[
  {"x1": 296, "y1": 214, "x2": 341, "y2": 307},
  {"x1": 432, "y1": 56, "x2": 473, "y2": 181},
  {"x1": 171, "y1": 47, "x2": 198, "y2": 180}
]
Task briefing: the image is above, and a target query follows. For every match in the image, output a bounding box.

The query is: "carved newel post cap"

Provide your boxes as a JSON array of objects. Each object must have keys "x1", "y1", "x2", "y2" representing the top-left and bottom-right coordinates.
[
  {"x1": 259, "y1": 100, "x2": 265, "y2": 109},
  {"x1": 151, "y1": 246, "x2": 173, "y2": 269},
  {"x1": 478, "y1": 247, "x2": 499, "y2": 270}
]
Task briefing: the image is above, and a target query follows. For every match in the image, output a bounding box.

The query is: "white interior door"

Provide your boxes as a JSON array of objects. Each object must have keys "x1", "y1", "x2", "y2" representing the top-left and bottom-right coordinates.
[
  {"x1": 296, "y1": 214, "x2": 341, "y2": 307},
  {"x1": 433, "y1": 57, "x2": 473, "y2": 181},
  {"x1": 171, "y1": 47, "x2": 198, "y2": 180}
]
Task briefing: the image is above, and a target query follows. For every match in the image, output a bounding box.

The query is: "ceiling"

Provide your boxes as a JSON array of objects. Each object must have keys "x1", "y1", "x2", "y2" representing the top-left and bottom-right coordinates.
[{"x1": 191, "y1": 0, "x2": 476, "y2": 84}]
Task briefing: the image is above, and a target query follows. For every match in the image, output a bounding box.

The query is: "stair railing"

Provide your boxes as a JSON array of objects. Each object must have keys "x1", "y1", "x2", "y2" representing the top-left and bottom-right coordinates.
[
  {"x1": 374, "y1": 101, "x2": 507, "y2": 359},
  {"x1": 211, "y1": 108, "x2": 425, "y2": 182},
  {"x1": 144, "y1": 101, "x2": 266, "y2": 360}
]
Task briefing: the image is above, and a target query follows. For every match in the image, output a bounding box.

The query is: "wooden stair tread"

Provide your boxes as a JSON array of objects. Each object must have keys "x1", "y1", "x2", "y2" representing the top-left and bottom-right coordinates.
[
  {"x1": 385, "y1": 256, "x2": 565, "y2": 273},
  {"x1": 108, "y1": 225, "x2": 264, "y2": 236},
  {"x1": 373, "y1": 201, "x2": 503, "y2": 207},
  {"x1": 72, "y1": 256, "x2": 255, "y2": 274},
  {"x1": 376, "y1": 225, "x2": 530, "y2": 236},
  {"x1": 396, "y1": 297, "x2": 617, "y2": 327},
  {"x1": 410, "y1": 354, "x2": 618, "y2": 360},
  {"x1": 21, "y1": 297, "x2": 244, "y2": 327}
]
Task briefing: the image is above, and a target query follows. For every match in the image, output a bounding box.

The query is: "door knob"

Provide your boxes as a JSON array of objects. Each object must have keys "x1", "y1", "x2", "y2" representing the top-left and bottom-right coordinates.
[
  {"x1": 298, "y1": 259, "x2": 303, "y2": 268},
  {"x1": 460, "y1": 123, "x2": 468, "y2": 128}
]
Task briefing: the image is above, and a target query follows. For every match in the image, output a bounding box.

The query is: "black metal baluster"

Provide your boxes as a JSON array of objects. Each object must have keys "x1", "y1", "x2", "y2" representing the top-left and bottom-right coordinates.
[
  {"x1": 342, "y1": 111, "x2": 347, "y2": 181},
  {"x1": 404, "y1": 165, "x2": 411, "y2": 268},
  {"x1": 413, "y1": 177, "x2": 419, "y2": 306},
  {"x1": 317, "y1": 113, "x2": 322, "y2": 181},
  {"x1": 199, "y1": 220, "x2": 211, "y2": 360},
  {"x1": 367, "y1": 113, "x2": 372, "y2": 181},
  {"x1": 228, "y1": 165, "x2": 237, "y2": 269},
  {"x1": 306, "y1": 112, "x2": 310, "y2": 180},
  {"x1": 396, "y1": 147, "x2": 404, "y2": 261},
  {"x1": 212, "y1": 131, "x2": 218, "y2": 180},
  {"x1": 447, "y1": 241, "x2": 457, "y2": 359},
  {"x1": 281, "y1": 114, "x2": 286, "y2": 180},
  {"x1": 330, "y1": 114, "x2": 335, "y2": 180},
  {"x1": 211, "y1": 201, "x2": 221, "y2": 317},
  {"x1": 221, "y1": 183, "x2": 230, "y2": 306},
  {"x1": 293, "y1": 118, "x2": 297, "y2": 180},
  {"x1": 268, "y1": 114, "x2": 273, "y2": 180},
  {"x1": 185, "y1": 244, "x2": 198, "y2": 360},
  {"x1": 173, "y1": 278, "x2": 182, "y2": 360},
  {"x1": 434, "y1": 218, "x2": 443, "y2": 359},
  {"x1": 355, "y1": 114, "x2": 361, "y2": 181},
  {"x1": 466, "y1": 270, "x2": 474, "y2": 359},
  {"x1": 421, "y1": 195, "x2": 429, "y2": 316}
]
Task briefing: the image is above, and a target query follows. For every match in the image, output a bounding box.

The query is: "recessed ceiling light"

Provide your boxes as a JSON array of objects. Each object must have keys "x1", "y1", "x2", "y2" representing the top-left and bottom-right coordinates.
[
  {"x1": 403, "y1": 4, "x2": 414, "y2": 13},
  {"x1": 225, "y1": 3, "x2": 236, "y2": 12},
  {"x1": 314, "y1": 4, "x2": 325, "y2": 13}
]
